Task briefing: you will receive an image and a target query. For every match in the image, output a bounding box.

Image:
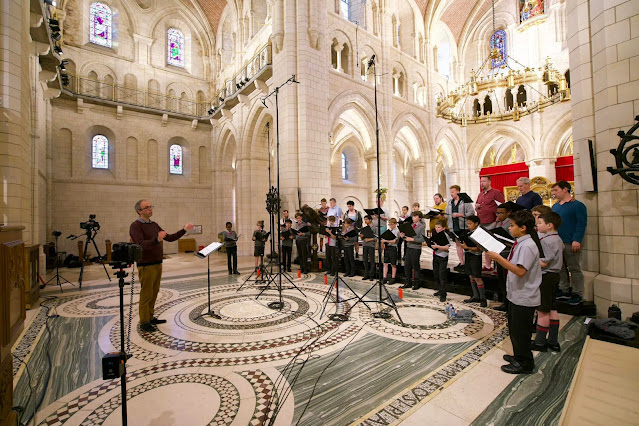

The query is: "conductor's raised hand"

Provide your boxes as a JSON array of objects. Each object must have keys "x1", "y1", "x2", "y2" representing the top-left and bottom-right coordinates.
[{"x1": 184, "y1": 223, "x2": 194, "y2": 231}]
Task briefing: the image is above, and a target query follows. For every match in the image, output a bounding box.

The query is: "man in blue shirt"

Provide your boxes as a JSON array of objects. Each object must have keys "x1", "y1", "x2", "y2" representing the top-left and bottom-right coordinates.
[
  {"x1": 551, "y1": 181, "x2": 588, "y2": 305},
  {"x1": 516, "y1": 177, "x2": 543, "y2": 210}
]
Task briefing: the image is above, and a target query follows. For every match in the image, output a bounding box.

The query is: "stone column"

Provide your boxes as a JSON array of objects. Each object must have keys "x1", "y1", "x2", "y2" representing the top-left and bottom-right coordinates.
[
  {"x1": 567, "y1": 0, "x2": 639, "y2": 313},
  {"x1": 334, "y1": 43, "x2": 343, "y2": 72},
  {"x1": 412, "y1": 162, "x2": 426, "y2": 208},
  {"x1": 0, "y1": 0, "x2": 32, "y2": 242},
  {"x1": 272, "y1": 0, "x2": 331, "y2": 209},
  {"x1": 366, "y1": 155, "x2": 377, "y2": 206}
]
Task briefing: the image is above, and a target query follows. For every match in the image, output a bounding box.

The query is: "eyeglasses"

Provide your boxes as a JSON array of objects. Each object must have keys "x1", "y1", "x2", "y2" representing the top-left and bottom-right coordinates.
[{"x1": 140, "y1": 205, "x2": 154, "y2": 211}]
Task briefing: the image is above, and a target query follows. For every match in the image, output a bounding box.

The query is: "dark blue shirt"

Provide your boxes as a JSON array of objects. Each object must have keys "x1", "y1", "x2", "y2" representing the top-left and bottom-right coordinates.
[
  {"x1": 552, "y1": 199, "x2": 588, "y2": 243},
  {"x1": 516, "y1": 191, "x2": 543, "y2": 210}
]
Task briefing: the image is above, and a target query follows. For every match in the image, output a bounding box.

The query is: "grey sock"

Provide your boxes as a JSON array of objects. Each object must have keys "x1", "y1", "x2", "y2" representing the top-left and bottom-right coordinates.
[
  {"x1": 547, "y1": 319, "x2": 560, "y2": 344},
  {"x1": 534, "y1": 324, "x2": 548, "y2": 345},
  {"x1": 471, "y1": 281, "x2": 479, "y2": 298},
  {"x1": 478, "y1": 285, "x2": 486, "y2": 300}
]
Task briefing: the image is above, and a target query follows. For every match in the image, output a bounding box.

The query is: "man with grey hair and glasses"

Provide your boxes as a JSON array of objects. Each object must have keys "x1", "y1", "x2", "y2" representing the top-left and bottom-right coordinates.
[
  {"x1": 130, "y1": 200, "x2": 193, "y2": 332},
  {"x1": 515, "y1": 177, "x2": 543, "y2": 210}
]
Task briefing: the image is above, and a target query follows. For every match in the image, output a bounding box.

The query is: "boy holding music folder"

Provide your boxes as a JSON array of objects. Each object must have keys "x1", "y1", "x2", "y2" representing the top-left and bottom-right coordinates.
[
  {"x1": 292, "y1": 213, "x2": 311, "y2": 274},
  {"x1": 425, "y1": 219, "x2": 452, "y2": 302},
  {"x1": 319, "y1": 216, "x2": 339, "y2": 276},
  {"x1": 252, "y1": 221, "x2": 270, "y2": 278},
  {"x1": 222, "y1": 222, "x2": 240, "y2": 275},
  {"x1": 487, "y1": 211, "x2": 544, "y2": 374},
  {"x1": 491, "y1": 201, "x2": 524, "y2": 311},
  {"x1": 280, "y1": 219, "x2": 294, "y2": 272},
  {"x1": 456, "y1": 215, "x2": 488, "y2": 307},
  {"x1": 380, "y1": 218, "x2": 400, "y2": 284},
  {"x1": 342, "y1": 218, "x2": 358, "y2": 277},
  {"x1": 399, "y1": 211, "x2": 426, "y2": 290},
  {"x1": 360, "y1": 215, "x2": 378, "y2": 280}
]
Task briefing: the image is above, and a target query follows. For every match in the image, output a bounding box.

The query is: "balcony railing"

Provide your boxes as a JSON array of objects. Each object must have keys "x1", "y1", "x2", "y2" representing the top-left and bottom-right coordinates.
[
  {"x1": 213, "y1": 42, "x2": 272, "y2": 108},
  {"x1": 62, "y1": 74, "x2": 211, "y2": 118}
]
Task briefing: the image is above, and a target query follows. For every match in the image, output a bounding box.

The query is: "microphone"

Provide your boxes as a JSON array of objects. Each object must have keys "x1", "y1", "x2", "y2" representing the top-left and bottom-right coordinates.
[
  {"x1": 367, "y1": 54, "x2": 376, "y2": 69},
  {"x1": 261, "y1": 98, "x2": 268, "y2": 108},
  {"x1": 291, "y1": 74, "x2": 300, "y2": 84}
]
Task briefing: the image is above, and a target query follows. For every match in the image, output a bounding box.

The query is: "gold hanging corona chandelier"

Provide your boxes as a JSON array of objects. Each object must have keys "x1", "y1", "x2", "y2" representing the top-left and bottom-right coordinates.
[{"x1": 436, "y1": 0, "x2": 570, "y2": 126}]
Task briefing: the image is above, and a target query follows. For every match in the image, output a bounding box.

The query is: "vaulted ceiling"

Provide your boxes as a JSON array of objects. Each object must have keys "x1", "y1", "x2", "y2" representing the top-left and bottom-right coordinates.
[{"x1": 195, "y1": 0, "x2": 495, "y2": 47}]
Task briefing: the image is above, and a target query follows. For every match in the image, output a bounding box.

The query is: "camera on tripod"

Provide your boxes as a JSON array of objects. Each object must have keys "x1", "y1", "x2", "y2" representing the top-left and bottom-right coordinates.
[
  {"x1": 80, "y1": 214, "x2": 100, "y2": 231},
  {"x1": 109, "y1": 242, "x2": 143, "y2": 268}
]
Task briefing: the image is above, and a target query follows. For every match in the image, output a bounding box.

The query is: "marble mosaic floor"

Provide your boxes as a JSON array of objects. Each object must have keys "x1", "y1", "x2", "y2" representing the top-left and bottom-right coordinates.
[{"x1": 13, "y1": 254, "x2": 587, "y2": 425}]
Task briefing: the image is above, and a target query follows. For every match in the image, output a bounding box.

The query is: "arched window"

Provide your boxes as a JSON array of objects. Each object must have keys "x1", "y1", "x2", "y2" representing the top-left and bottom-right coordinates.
[
  {"x1": 89, "y1": 2, "x2": 112, "y2": 47},
  {"x1": 490, "y1": 30, "x2": 507, "y2": 69},
  {"x1": 167, "y1": 28, "x2": 185, "y2": 67},
  {"x1": 473, "y1": 99, "x2": 481, "y2": 117},
  {"x1": 169, "y1": 144, "x2": 183, "y2": 174},
  {"x1": 92, "y1": 135, "x2": 109, "y2": 169},
  {"x1": 341, "y1": 152, "x2": 348, "y2": 180},
  {"x1": 506, "y1": 89, "x2": 514, "y2": 110},
  {"x1": 340, "y1": 0, "x2": 350, "y2": 20}
]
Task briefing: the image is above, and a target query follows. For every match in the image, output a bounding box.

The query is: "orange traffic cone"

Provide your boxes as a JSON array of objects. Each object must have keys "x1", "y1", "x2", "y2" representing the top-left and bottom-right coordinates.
[{"x1": 298, "y1": 270, "x2": 302, "y2": 278}]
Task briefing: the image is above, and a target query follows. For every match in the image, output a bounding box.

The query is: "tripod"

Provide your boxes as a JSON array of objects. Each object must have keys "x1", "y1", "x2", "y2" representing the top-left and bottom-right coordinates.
[
  {"x1": 45, "y1": 232, "x2": 73, "y2": 292},
  {"x1": 345, "y1": 56, "x2": 404, "y2": 325},
  {"x1": 320, "y1": 234, "x2": 370, "y2": 321},
  {"x1": 113, "y1": 265, "x2": 130, "y2": 426},
  {"x1": 75, "y1": 227, "x2": 111, "y2": 288}
]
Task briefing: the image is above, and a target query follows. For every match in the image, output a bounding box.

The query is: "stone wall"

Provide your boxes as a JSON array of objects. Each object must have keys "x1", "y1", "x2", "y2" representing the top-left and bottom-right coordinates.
[{"x1": 567, "y1": 0, "x2": 639, "y2": 315}]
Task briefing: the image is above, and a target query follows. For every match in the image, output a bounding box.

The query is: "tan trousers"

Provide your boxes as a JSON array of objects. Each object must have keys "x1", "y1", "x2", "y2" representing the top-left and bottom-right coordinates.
[{"x1": 138, "y1": 264, "x2": 162, "y2": 324}]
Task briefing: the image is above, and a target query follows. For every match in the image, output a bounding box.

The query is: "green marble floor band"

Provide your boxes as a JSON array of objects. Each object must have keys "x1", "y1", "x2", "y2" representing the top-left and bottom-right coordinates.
[
  {"x1": 13, "y1": 316, "x2": 112, "y2": 424},
  {"x1": 472, "y1": 316, "x2": 588, "y2": 426},
  {"x1": 280, "y1": 332, "x2": 475, "y2": 426}
]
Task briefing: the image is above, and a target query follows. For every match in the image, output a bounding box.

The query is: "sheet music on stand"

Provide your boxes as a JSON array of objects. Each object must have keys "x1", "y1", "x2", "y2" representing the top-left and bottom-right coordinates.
[
  {"x1": 196, "y1": 242, "x2": 223, "y2": 258},
  {"x1": 469, "y1": 227, "x2": 506, "y2": 253}
]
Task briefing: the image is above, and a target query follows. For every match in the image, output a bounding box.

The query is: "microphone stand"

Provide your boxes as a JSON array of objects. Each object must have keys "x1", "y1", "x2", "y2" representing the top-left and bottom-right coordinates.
[
  {"x1": 243, "y1": 75, "x2": 306, "y2": 309},
  {"x1": 345, "y1": 57, "x2": 404, "y2": 325}
]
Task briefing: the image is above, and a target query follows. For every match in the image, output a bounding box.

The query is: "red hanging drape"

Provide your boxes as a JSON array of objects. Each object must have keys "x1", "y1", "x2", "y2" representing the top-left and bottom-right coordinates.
[
  {"x1": 479, "y1": 162, "x2": 530, "y2": 193},
  {"x1": 555, "y1": 156, "x2": 574, "y2": 182}
]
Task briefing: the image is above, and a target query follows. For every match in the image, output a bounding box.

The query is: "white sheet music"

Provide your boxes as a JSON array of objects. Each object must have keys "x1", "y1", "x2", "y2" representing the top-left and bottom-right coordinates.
[
  {"x1": 494, "y1": 200, "x2": 503, "y2": 206},
  {"x1": 469, "y1": 227, "x2": 506, "y2": 253},
  {"x1": 197, "y1": 242, "x2": 223, "y2": 258},
  {"x1": 493, "y1": 233, "x2": 516, "y2": 244}
]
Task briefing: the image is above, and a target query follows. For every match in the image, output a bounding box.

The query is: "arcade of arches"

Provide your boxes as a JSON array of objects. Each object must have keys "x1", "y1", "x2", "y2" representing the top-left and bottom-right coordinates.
[{"x1": 1, "y1": 0, "x2": 639, "y2": 425}]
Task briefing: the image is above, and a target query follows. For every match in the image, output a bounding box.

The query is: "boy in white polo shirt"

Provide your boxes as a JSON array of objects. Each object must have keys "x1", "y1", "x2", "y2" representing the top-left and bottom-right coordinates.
[{"x1": 488, "y1": 210, "x2": 543, "y2": 375}]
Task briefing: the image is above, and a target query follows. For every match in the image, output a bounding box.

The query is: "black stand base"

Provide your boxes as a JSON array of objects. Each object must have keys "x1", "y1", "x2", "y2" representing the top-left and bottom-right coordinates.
[
  {"x1": 372, "y1": 311, "x2": 392, "y2": 319},
  {"x1": 268, "y1": 301, "x2": 285, "y2": 310}
]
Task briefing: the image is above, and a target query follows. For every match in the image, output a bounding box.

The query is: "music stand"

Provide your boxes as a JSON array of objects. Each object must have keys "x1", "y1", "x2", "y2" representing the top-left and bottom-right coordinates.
[{"x1": 194, "y1": 241, "x2": 223, "y2": 320}]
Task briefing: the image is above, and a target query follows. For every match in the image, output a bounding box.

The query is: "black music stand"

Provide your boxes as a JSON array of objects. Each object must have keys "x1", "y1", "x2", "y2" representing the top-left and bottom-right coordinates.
[{"x1": 194, "y1": 241, "x2": 223, "y2": 320}]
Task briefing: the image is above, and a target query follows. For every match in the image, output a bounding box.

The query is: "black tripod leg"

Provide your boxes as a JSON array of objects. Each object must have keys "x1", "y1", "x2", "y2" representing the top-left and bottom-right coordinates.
[
  {"x1": 78, "y1": 237, "x2": 91, "y2": 288},
  {"x1": 91, "y1": 237, "x2": 111, "y2": 281}
]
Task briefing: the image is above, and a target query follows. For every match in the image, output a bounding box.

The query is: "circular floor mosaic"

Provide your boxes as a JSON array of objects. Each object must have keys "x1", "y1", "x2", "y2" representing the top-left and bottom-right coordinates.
[
  {"x1": 107, "y1": 282, "x2": 363, "y2": 365},
  {"x1": 358, "y1": 299, "x2": 506, "y2": 344},
  {"x1": 57, "y1": 288, "x2": 177, "y2": 317}
]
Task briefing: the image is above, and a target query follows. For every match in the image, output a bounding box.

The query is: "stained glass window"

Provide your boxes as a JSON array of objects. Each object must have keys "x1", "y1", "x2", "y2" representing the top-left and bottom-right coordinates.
[
  {"x1": 169, "y1": 144, "x2": 183, "y2": 174},
  {"x1": 340, "y1": 0, "x2": 350, "y2": 20},
  {"x1": 490, "y1": 30, "x2": 507, "y2": 69},
  {"x1": 167, "y1": 28, "x2": 185, "y2": 67},
  {"x1": 92, "y1": 135, "x2": 109, "y2": 169},
  {"x1": 341, "y1": 153, "x2": 348, "y2": 180},
  {"x1": 89, "y1": 2, "x2": 112, "y2": 48}
]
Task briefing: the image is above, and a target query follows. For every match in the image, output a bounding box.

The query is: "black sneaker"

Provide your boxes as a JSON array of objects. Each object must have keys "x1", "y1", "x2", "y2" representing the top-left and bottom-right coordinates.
[
  {"x1": 439, "y1": 294, "x2": 446, "y2": 303},
  {"x1": 140, "y1": 323, "x2": 157, "y2": 332},
  {"x1": 400, "y1": 283, "x2": 411, "y2": 289},
  {"x1": 463, "y1": 297, "x2": 480, "y2": 303},
  {"x1": 454, "y1": 264, "x2": 465, "y2": 272},
  {"x1": 480, "y1": 299, "x2": 488, "y2": 308},
  {"x1": 412, "y1": 284, "x2": 420, "y2": 290},
  {"x1": 233, "y1": 270, "x2": 240, "y2": 275},
  {"x1": 150, "y1": 317, "x2": 167, "y2": 325},
  {"x1": 530, "y1": 341, "x2": 548, "y2": 352},
  {"x1": 493, "y1": 304, "x2": 508, "y2": 312},
  {"x1": 433, "y1": 291, "x2": 442, "y2": 297},
  {"x1": 556, "y1": 290, "x2": 570, "y2": 301}
]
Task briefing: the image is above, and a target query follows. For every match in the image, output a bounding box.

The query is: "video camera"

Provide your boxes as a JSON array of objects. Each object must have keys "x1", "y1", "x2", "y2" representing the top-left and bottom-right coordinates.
[
  {"x1": 80, "y1": 214, "x2": 100, "y2": 231},
  {"x1": 110, "y1": 242, "x2": 143, "y2": 268}
]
